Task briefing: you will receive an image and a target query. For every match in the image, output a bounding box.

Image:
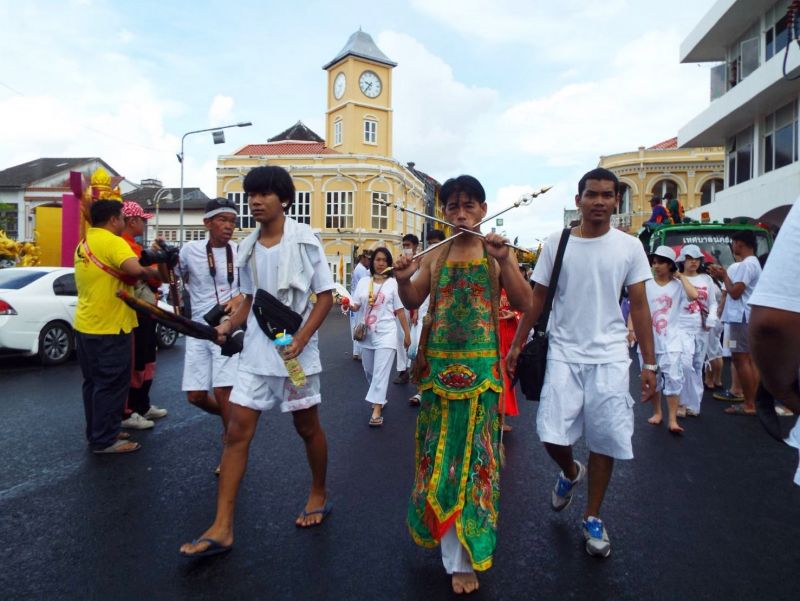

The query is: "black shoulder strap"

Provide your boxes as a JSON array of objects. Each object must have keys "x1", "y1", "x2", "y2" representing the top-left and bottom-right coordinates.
[{"x1": 535, "y1": 227, "x2": 571, "y2": 332}]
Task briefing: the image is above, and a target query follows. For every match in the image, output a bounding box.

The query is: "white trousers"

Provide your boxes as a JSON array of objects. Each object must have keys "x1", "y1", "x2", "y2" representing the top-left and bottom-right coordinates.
[
  {"x1": 361, "y1": 347, "x2": 396, "y2": 405},
  {"x1": 350, "y1": 313, "x2": 361, "y2": 356},
  {"x1": 395, "y1": 310, "x2": 409, "y2": 371},
  {"x1": 441, "y1": 526, "x2": 474, "y2": 574},
  {"x1": 681, "y1": 330, "x2": 708, "y2": 413}
]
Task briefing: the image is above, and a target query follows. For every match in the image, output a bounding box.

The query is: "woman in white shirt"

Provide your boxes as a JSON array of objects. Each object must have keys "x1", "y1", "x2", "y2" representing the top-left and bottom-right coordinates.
[
  {"x1": 677, "y1": 245, "x2": 719, "y2": 417},
  {"x1": 350, "y1": 247, "x2": 411, "y2": 426}
]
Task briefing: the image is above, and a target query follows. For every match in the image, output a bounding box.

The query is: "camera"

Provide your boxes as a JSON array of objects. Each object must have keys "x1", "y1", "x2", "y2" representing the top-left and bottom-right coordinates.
[
  {"x1": 203, "y1": 304, "x2": 228, "y2": 327},
  {"x1": 140, "y1": 240, "x2": 180, "y2": 268},
  {"x1": 204, "y1": 303, "x2": 245, "y2": 356}
]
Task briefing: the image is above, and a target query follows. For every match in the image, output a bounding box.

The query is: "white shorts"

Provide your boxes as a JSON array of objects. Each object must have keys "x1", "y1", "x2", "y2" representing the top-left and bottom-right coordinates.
[
  {"x1": 182, "y1": 337, "x2": 239, "y2": 391},
  {"x1": 656, "y1": 352, "x2": 682, "y2": 396},
  {"x1": 230, "y1": 371, "x2": 322, "y2": 413},
  {"x1": 537, "y1": 359, "x2": 635, "y2": 460}
]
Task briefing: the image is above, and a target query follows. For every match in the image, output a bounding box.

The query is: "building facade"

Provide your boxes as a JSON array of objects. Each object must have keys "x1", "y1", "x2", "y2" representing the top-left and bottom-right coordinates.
[
  {"x1": 679, "y1": 0, "x2": 800, "y2": 222},
  {"x1": 216, "y1": 30, "x2": 439, "y2": 286},
  {"x1": 0, "y1": 158, "x2": 136, "y2": 242},
  {"x1": 598, "y1": 138, "x2": 725, "y2": 232}
]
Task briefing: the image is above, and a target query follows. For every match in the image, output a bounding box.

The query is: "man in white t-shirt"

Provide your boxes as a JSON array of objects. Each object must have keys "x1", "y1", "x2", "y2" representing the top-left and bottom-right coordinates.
[
  {"x1": 749, "y1": 199, "x2": 800, "y2": 486},
  {"x1": 708, "y1": 230, "x2": 762, "y2": 416},
  {"x1": 350, "y1": 252, "x2": 371, "y2": 360},
  {"x1": 172, "y1": 198, "x2": 242, "y2": 459},
  {"x1": 180, "y1": 166, "x2": 335, "y2": 558},
  {"x1": 508, "y1": 168, "x2": 656, "y2": 559}
]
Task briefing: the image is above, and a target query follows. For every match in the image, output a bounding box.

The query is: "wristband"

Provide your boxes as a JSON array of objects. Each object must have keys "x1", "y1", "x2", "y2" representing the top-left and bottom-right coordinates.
[{"x1": 642, "y1": 363, "x2": 658, "y2": 372}]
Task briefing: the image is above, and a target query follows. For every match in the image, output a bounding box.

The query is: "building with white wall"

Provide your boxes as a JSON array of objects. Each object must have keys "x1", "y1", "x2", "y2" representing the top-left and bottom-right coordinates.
[{"x1": 679, "y1": 0, "x2": 800, "y2": 222}]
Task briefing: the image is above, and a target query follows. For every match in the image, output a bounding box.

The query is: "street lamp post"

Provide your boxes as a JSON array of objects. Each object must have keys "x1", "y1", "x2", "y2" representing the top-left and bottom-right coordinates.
[
  {"x1": 152, "y1": 187, "x2": 173, "y2": 243},
  {"x1": 176, "y1": 121, "x2": 252, "y2": 245}
]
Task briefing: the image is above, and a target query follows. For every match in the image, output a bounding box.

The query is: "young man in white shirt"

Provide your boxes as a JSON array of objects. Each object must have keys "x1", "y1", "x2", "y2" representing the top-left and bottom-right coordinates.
[
  {"x1": 172, "y1": 198, "x2": 242, "y2": 463},
  {"x1": 707, "y1": 230, "x2": 762, "y2": 416},
  {"x1": 180, "y1": 166, "x2": 335, "y2": 558},
  {"x1": 507, "y1": 168, "x2": 656, "y2": 558},
  {"x1": 749, "y1": 199, "x2": 800, "y2": 485}
]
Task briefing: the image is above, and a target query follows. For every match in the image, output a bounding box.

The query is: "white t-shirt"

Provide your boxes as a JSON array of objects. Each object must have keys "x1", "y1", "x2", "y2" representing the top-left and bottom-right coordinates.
[
  {"x1": 238, "y1": 240, "x2": 334, "y2": 377},
  {"x1": 351, "y1": 262, "x2": 369, "y2": 295},
  {"x1": 645, "y1": 279, "x2": 687, "y2": 354},
  {"x1": 749, "y1": 199, "x2": 800, "y2": 484},
  {"x1": 721, "y1": 255, "x2": 761, "y2": 324},
  {"x1": 353, "y1": 276, "x2": 404, "y2": 350},
  {"x1": 177, "y1": 240, "x2": 240, "y2": 324},
  {"x1": 679, "y1": 273, "x2": 718, "y2": 332},
  {"x1": 532, "y1": 228, "x2": 652, "y2": 363}
]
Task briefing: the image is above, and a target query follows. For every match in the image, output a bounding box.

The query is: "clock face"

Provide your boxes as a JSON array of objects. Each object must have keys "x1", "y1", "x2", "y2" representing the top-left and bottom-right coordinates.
[
  {"x1": 333, "y1": 72, "x2": 346, "y2": 100},
  {"x1": 359, "y1": 70, "x2": 382, "y2": 98}
]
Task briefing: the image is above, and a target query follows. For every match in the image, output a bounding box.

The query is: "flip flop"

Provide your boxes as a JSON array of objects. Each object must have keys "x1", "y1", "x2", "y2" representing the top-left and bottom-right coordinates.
[
  {"x1": 297, "y1": 500, "x2": 333, "y2": 528},
  {"x1": 180, "y1": 537, "x2": 233, "y2": 558},
  {"x1": 92, "y1": 439, "x2": 141, "y2": 454},
  {"x1": 369, "y1": 415, "x2": 384, "y2": 427},
  {"x1": 724, "y1": 404, "x2": 756, "y2": 416}
]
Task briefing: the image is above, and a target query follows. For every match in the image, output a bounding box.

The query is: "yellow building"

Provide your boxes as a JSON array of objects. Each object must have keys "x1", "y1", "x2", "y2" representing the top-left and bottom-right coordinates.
[
  {"x1": 597, "y1": 138, "x2": 724, "y2": 232},
  {"x1": 217, "y1": 30, "x2": 439, "y2": 285}
]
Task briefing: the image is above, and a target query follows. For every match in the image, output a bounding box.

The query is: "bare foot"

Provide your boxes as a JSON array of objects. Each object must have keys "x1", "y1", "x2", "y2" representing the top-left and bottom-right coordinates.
[
  {"x1": 179, "y1": 526, "x2": 233, "y2": 556},
  {"x1": 668, "y1": 423, "x2": 684, "y2": 434},
  {"x1": 296, "y1": 491, "x2": 329, "y2": 527},
  {"x1": 647, "y1": 415, "x2": 662, "y2": 425},
  {"x1": 677, "y1": 406, "x2": 687, "y2": 418},
  {"x1": 452, "y1": 572, "x2": 479, "y2": 594},
  {"x1": 502, "y1": 424, "x2": 513, "y2": 432}
]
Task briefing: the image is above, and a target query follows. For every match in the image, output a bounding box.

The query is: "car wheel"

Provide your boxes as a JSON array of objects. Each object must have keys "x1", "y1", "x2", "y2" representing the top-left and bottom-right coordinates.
[
  {"x1": 39, "y1": 321, "x2": 74, "y2": 366},
  {"x1": 155, "y1": 323, "x2": 178, "y2": 349}
]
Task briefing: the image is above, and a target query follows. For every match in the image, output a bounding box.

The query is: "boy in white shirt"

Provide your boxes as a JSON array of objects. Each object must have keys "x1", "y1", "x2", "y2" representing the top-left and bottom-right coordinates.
[
  {"x1": 708, "y1": 231, "x2": 762, "y2": 416},
  {"x1": 180, "y1": 166, "x2": 335, "y2": 558},
  {"x1": 631, "y1": 246, "x2": 698, "y2": 433}
]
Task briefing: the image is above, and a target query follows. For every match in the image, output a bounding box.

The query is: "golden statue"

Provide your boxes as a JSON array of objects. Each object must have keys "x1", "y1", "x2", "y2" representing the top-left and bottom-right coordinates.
[{"x1": 0, "y1": 228, "x2": 41, "y2": 266}]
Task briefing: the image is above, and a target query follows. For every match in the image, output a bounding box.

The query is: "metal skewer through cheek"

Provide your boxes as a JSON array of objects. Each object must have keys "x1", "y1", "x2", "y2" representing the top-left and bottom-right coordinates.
[{"x1": 377, "y1": 186, "x2": 551, "y2": 274}]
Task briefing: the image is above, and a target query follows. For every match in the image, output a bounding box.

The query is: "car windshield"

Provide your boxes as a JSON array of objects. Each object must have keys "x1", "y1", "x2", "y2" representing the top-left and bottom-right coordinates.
[
  {"x1": 662, "y1": 229, "x2": 770, "y2": 268},
  {"x1": 0, "y1": 270, "x2": 49, "y2": 289}
]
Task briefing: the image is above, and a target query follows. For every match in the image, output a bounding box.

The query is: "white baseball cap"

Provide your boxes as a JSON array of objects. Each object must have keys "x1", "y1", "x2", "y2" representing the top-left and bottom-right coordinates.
[{"x1": 651, "y1": 245, "x2": 677, "y2": 263}]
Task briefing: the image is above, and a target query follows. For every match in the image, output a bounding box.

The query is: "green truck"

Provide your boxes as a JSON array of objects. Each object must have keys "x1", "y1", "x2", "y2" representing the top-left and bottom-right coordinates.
[{"x1": 638, "y1": 222, "x2": 772, "y2": 268}]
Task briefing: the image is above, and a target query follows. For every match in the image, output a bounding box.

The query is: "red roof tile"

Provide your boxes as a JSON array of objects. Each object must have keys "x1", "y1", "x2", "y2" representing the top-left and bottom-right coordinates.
[
  {"x1": 648, "y1": 137, "x2": 678, "y2": 150},
  {"x1": 235, "y1": 142, "x2": 339, "y2": 156}
]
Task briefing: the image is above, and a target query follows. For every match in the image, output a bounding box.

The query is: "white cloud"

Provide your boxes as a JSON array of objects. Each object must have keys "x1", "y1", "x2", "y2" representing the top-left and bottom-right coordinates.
[
  {"x1": 377, "y1": 31, "x2": 498, "y2": 178},
  {"x1": 496, "y1": 30, "x2": 710, "y2": 166},
  {"x1": 410, "y1": 0, "x2": 630, "y2": 61},
  {"x1": 485, "y1": 180, "x2": 579, "y2": 246},
  {"x1": 208, "y1": 95, "x2": 235, "y2": 126}
]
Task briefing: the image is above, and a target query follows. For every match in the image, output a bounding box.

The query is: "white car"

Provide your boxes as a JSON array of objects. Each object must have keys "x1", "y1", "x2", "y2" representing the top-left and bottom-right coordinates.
[{"x1": 0, "y1": 267, "x2": 178, "y2": 366}]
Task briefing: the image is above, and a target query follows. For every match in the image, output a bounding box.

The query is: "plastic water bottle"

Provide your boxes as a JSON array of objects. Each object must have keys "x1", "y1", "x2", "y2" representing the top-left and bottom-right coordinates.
[{"x1": 273, "y1": 331, "x2": 306, "y2": 388}]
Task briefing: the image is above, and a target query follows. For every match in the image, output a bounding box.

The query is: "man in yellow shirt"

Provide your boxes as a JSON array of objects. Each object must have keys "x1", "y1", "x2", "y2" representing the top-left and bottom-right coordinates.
[{"x1": 74, "y1": 200, "x2": 160, "y2": 454}]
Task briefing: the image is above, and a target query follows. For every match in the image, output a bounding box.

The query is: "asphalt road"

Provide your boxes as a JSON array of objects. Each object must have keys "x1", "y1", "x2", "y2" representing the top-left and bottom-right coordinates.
[{"x1": 1, "y1": 310, "x2": 798, "y2": 601}]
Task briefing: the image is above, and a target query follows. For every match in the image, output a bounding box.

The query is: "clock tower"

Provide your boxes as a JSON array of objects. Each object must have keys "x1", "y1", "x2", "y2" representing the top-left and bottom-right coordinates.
[{"x1": 323, "y1": 29, "x2": 396, "y2": 157}]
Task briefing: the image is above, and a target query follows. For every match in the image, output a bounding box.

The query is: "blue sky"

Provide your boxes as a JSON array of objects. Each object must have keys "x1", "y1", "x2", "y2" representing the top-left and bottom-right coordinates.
[{"x1": 0, "y1": 0, "x2": 718, "y2": 244}]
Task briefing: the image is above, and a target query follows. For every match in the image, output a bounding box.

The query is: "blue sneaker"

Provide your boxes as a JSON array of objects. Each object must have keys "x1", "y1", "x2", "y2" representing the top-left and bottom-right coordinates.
[
  {"x1": 551, "y1": 460, "x2": 586, "y2": 511},
  {"x1": 581, "y1": 516, "x2": 611, "y2": 558}
]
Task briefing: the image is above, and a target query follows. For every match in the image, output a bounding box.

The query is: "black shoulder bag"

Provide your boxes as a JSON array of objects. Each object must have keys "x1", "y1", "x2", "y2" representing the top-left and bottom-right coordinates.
[{"x1": 515, "y1": 228, "x2": 571, "y2": 401}]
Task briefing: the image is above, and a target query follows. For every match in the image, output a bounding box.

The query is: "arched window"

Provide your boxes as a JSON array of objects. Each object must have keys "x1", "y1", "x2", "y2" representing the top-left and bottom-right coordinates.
[
  {"x1": 617, "y1": 184, "x2": 631, "y2": 214},
  {"x1": 651, "y1": 179, "x2": 678, "y2": 201},
  {"x1": 700, "y1": 178, "x2": 724, "y2": 206}
]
